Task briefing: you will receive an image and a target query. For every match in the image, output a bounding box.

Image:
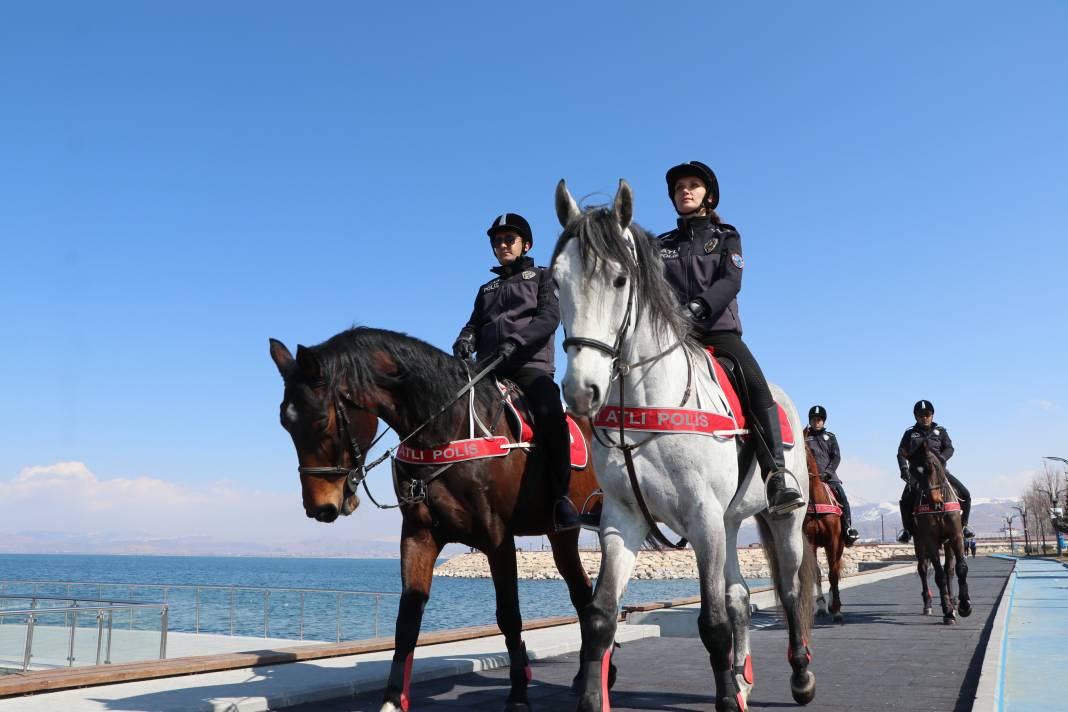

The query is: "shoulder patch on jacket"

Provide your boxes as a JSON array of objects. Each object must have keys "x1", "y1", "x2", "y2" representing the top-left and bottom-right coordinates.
[{"x1": 730, "y1": 253, "x2": 744, "y2": 269}]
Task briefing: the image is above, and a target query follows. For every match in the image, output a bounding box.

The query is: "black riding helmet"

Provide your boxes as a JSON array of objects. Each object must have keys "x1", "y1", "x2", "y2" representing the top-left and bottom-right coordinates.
[
  {"x1": 487, "y1": 213, "x2": 533, "y2": 251},
  {"x1": 809, "y1": 405, "x2": 827, "y2": 422},
  {"x1": 665, "y1": 160, "x2": 720, "y2": 210},
  {"x1": 913, "y1": 400, "x2": 935, "y2": 416}
]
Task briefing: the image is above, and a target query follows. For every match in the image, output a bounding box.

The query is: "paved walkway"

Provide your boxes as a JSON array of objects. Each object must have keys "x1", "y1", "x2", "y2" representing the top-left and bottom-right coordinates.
[
  {"x1": 292, "y1": 556, "x2": 1013, "y2": 711},
  {"x1": 999, "y1": 556, "x2": 1068, "y2": 712}
]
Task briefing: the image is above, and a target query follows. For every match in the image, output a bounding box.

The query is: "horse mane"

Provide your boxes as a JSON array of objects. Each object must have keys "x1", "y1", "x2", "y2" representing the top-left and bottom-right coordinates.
[
  {"x1": 551, "y1": 206, "x2": 687, "y2": 344},
  {"x1": 310, "y1": 327, "x2": 498, "y2": 441}
]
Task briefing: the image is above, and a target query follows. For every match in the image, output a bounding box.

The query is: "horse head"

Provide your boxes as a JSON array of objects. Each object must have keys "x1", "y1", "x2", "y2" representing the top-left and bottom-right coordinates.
[
  {"x1": 551, "y1": 179, "x2": 685, "y2": 415},
  {"x1": 920, "y1": 439, "x2": 948, "y2": 506},
  {"x1": 269, "y1": 338, "x2": 376, "y2": 522}
]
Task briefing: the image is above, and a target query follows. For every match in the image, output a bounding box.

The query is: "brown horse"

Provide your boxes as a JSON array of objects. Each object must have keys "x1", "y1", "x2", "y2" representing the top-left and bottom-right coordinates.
[
  {"x1": 269, "y1": 327, "x2": 610, "y2": 712},
  {"x1": 801, "y1": 437, "x2": 846, "y2": 623},
  {"x1": 903, "y1": 440, "x2": 971, "y2": 625}
]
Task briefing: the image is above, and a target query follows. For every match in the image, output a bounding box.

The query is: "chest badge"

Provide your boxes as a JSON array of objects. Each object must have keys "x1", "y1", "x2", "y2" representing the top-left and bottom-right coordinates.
[
  {"x1": 823, "y1": 434, "x2": 829, "y2": 441},
  {"x1": 703, "y1": 238, "x2": 719, "y2": 254},
  {"x1": 521, "y1": 270, "x2": 536, "y2": 280},
  {"x1": 933, "y1": 429, "x2": 940, "y2": 435}
]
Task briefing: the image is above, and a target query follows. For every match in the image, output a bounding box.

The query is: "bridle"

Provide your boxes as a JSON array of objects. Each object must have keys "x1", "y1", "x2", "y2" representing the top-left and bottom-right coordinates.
[{"x1": 297, "y1": 389, "x2": 383, "y2": 496}]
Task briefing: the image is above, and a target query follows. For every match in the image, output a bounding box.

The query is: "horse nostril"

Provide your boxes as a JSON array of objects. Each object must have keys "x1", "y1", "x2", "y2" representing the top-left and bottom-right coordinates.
[
  {"x1": 589, "y1": 384, "x2": 600, "y2": 408},
  {"x1": 313, "y1": 504, "x2": 339, "y2": 522}
]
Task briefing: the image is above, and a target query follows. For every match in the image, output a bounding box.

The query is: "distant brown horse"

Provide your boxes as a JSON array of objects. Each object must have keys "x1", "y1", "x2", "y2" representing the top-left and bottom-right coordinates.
[
  {"x1": 802, "y1": 437, "x2": 846, "y2": 623},
  {"x1": 903, "y1": 440, "x2": 971, "y2": 624},
  {"x1": 270, "y1": 327, "x2": 610, "y2": 712}
]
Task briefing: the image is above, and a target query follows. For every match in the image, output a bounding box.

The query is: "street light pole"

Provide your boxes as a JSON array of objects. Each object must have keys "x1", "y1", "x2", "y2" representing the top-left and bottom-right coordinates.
[
  {"x1": 1012, "y1": 505, "x2": 1030, "y2": 555},
  {"x1": 1003, "y1": 514, "x2": 1017, "y2": 555},
  {"x1": 1041, "y1": 457, "x2": 1067, "y2": 555}
]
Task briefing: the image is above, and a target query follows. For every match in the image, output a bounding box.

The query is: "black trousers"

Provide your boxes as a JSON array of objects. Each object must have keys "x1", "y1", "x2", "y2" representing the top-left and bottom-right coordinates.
[
  {"x1": 825, "y1": 479, "x2": 853, "y2": 527},
  {"x1": 505, "y1": 367, "x2": 570, "y2": 494},
  {"x1": 699, "y1": 331, "x2": 774, "y2": 412}
]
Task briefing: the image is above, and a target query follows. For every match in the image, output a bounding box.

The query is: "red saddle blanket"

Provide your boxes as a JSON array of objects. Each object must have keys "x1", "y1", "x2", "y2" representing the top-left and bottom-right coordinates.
[
  {"x1": 807, "y1": 482, "x2": 843, "y2": 516},
  {"x1": 500, "y1": 383, "x2": 589, "y2": 470},
  {"x1": 704, "y1": 347, "x2": 795, "y2": 448}
]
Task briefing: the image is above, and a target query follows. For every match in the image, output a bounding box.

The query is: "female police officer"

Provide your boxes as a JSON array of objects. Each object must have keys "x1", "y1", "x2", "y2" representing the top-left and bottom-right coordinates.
[
  {"x1": 806, "y1": 405, "x2": 859, "y2": 543},
  {"x1": 452, "y1": 213, "x2": 581, "y2": 531},
  {"x1": 658, "y1": 161, "x2": 804, "y2": 516}
]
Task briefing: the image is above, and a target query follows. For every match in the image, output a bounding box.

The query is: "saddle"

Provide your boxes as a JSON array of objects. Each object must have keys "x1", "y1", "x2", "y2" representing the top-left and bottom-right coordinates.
[
  {"x1": 496, "y1": 379, "x2": 589, "y2": 470},
  {"x1": 912, "y1": 485, "x2": 962, "y2": 515},
  {"x1": 807, "y1": 482, "x2": 843, "y2": 516},
  {"x1": 703, "y1": 347, "x2": 795, "y2": 447}
]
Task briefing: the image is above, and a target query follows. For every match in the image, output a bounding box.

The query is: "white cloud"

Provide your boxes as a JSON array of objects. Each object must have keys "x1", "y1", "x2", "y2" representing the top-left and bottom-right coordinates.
[
  {"x1": 0, "y1": 462, "x2": 401, "y2": 545},
  {"x1": 1033, "y1": 399, "x2": 1061, "y2": 413},
  {"x1": 834, "y1": 457, "x2": 900, "y2": 504}
]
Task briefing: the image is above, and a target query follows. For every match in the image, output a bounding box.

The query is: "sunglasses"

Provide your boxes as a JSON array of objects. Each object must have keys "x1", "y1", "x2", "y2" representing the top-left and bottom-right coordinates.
[{"x1": 489, "y1": 234, "x2": 523, "y2": 246}]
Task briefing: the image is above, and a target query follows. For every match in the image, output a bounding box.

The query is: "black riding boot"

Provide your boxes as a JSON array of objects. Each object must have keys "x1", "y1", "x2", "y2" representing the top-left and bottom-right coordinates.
[
  {"x1": 754, "y1": 404, "x2": 804, "y2": 516},
  {"x1": 553, "y1": 467, "x2": 580, "y2": 532},
  {"x1": 898, "y1": 496, "x2": 914, "y2": 543},
  {"x1": 831, "y1": 482, "x2": 859, "y2": 544}
]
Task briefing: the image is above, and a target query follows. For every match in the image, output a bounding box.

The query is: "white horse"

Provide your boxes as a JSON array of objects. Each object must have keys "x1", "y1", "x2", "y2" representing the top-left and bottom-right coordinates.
[{"x1": 551, "y1": 179, "x2": 816, "y2": 712}]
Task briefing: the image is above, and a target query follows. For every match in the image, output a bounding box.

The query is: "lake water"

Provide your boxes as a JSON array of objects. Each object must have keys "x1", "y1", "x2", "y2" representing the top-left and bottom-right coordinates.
[{"x1": 0, "y1": 554, "x2": 768, "y2": 642}]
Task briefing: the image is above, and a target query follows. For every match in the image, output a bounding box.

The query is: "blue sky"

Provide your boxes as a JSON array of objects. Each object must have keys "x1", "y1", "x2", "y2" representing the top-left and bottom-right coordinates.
[{"x1": 2, "y1": 2, "x2": 1065, "y2": 545}]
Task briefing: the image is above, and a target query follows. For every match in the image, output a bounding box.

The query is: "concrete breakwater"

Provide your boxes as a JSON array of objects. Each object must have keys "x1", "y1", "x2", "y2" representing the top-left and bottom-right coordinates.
[{"x1": 433, "y1": 543, "x2": 1011, "y2": 580}]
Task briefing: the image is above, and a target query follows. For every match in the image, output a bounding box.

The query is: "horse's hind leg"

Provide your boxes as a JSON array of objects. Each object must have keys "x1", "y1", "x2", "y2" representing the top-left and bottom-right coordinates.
[
  {"x1": 381, "y1": 527, "x2": 443, "y2": 712},
  {"x1": 759, "y1": 512, "x2": 816, "y2": 706},
  {"x1": 576, "y1": 502, "x2": 646, "y2": 712},
  {"x1": 487, "y1": 540, "x2": 533, "y2": 712},
  {"x1": 724, "y1": 519, "x2": 755, "y2": 703},
  {"x1": 548, "y1": 528, "x2": 611, "y2": 692},
  {"x1": 955, "y1": 530, "x2": 972, "y2": 617}
]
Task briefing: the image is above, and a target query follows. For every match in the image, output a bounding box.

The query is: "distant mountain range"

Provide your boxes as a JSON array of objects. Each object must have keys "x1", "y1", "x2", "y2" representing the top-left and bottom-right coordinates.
[{"x1": 1, "y1": 498, "x2": 1020, "y2": 557}]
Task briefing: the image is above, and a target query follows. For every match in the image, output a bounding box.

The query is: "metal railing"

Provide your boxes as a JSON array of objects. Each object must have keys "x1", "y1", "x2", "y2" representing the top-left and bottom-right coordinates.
[
  {"x1": 0, "y1": 580, "x2": 399, "y2": 643},
  {"x1": 0, "y1": 595, "x2": 168, "y2": 671}
]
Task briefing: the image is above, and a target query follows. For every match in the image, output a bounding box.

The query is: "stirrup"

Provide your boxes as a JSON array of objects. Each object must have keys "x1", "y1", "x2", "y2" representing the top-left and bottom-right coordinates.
[
  {"x1": 897, "y1": 529, "x2": 912, "y2": 544},
  {"x1": 765, "y1": 469, "x2": 805, "y2": 516},
  {"x1": 552, "y1": 497, "x2": 580, "y2": 532}
]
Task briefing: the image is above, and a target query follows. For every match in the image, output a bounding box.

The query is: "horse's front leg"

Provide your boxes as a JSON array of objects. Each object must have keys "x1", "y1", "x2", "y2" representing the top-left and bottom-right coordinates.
[
  {"x1": 812, "y1": 542, "x2": 827, "y2": 618},
  {"x1": 829, "y1": 536, "x2": 844, "y2": 623},
  {"x1": 577, "y1": 499, "x2": 646, "y2": 712},
  {"x1": 927, "y1": 542, "x2": 955, "y2": 624},
  {"x1": 486, "y1": 539, "x2": 534, "y2": 712},
  {"x1": 547, "y1": 528, "x2": 610, "y2": 693},
  {"x1": 381, "y1": 526, "x2": 443, "y2": 712},
  {"x1": 723, "y1": 518, "x2": 755, "y2": 704},
  {"x1": 955, "y1": 531, "x2": 972, "y2": 617},
  {"x1": 916, "y1": 548, "x2": 932, "y2": 616}
]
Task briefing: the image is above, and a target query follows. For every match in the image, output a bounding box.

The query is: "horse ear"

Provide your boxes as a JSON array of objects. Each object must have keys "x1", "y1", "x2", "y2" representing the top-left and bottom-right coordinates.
[
  {"x1": 269, "y1": 338, "x2": 296, "y2": 379},
  {"x1": 295, "y1": 344, "x2": 323, "y2": 383},
  {"x1": 613, "y1": 179, "x2": 633, "y2": 229},
  {"x1": 555, "y1": 179, "x2": 581, "y2": 227}
]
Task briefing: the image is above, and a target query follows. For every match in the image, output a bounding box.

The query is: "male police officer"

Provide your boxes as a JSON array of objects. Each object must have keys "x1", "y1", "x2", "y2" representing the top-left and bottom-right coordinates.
[
  {"x1": 806, "y1": 406, "x2": 859, "y2": 544},
  {"x1": 896, "y1": 400, "x2": 974, "y2": 543},
  {"x1": 452, "y1": 213, "x2": 581, "y2": 531}
]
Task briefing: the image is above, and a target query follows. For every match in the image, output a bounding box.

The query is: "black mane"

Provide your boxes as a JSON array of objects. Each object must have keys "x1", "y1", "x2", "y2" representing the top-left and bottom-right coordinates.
[
  {"x1": 310, "y1": 327, "x2": 498, "y2": 443},
  {"x1": 551, "y1": 206, "x2": 686, "y2": 342}
]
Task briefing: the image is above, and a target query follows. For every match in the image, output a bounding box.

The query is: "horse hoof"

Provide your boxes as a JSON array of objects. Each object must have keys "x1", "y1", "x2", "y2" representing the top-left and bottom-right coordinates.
[
  {"x1": 576, "y1": 694, "x2": 603, "y2": 712},
  {"x1": 608, "y1": 661, "x2": 618, "y2": 690},
  {"x1": 832, "y1": 612, "x2": 843, "y2": 624},
  {"x1": 959, "y1": 602, "x2": 972, "y2": 618},
  {"x1": 379, "y1": 703, "x2": 404, "y2": 712},
  {"x1": 923, "y1": 607, "x2": 932, "y2": 616},
  {"x1": 943, "y1": 615, "x2": 957, "y2": 625},
  {"x1": 504, "y1": 702, "x2": 531, "y2": 712},
  {"x1": 815, "y1": 608, "x2": 826, "y2": 619},
  {"x1": 790, "y1": 670, "x2": 816, "y2": 705}
]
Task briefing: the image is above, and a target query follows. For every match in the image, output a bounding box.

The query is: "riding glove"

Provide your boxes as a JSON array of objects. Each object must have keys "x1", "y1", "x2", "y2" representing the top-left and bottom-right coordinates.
[
  {"x1": 452, "y1": 336, "x2": 475, "y2": 360},
  {"x1": 499, "y1": 339, "x2": 519, "y2": 360}
]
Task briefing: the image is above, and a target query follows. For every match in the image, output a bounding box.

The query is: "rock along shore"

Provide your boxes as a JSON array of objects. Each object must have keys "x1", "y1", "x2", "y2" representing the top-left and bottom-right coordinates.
[{"x1": 433, "y1": 543, "x2": 1011, "y2": 580}]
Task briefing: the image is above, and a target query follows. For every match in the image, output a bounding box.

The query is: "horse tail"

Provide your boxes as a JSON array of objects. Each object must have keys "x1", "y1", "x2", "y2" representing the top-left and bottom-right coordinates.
[{"x1": 756, "y1": 516, "x2": 815, "y2": 642}]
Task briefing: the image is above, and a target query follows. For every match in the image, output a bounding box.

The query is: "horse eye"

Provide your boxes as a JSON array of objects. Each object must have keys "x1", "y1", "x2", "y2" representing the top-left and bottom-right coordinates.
[{"x1": 613, "y1": 275, "x2": 627, "y2": 288}]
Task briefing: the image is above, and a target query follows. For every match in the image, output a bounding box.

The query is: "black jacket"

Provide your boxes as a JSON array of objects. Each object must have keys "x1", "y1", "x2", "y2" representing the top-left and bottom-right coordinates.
[
  {"x1": 806, "y1": 427, "x2": 842, "y2": 482},
  {"x1": 457, "y1": 256, "x2": 558, "y2": 375},
  {"x1": 657, "y1": 217, "x2": 743, "y2": 336},
  {"x1": 897, "y1": 422, "x2": 954, "y2": 477}
]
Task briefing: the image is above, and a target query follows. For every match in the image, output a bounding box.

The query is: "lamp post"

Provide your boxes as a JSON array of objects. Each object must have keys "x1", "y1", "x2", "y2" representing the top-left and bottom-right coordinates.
[
  {"x1": 1003, "y1": 514, "x2": 1017, "y2": 555},
  {"x1": 1012, "y1": 505, "x2": 1030, "y2": 556},
  {"x1": 1041, "y1": 457, "x2": 1066, "y2": 555}
]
